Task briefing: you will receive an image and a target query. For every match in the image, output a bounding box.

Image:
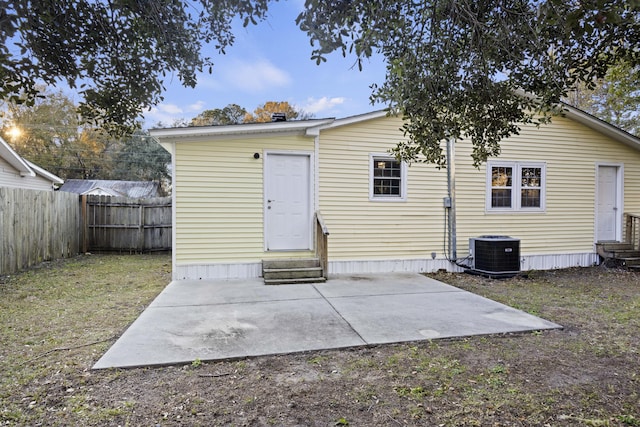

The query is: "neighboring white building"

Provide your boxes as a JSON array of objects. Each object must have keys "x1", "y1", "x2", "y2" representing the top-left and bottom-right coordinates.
[
  {"x1": 59, "y1": 179, "x2": 162, "y2": 198},
  {"x1": 0, "y1": 137, "x2": 63, "y2": 191}
]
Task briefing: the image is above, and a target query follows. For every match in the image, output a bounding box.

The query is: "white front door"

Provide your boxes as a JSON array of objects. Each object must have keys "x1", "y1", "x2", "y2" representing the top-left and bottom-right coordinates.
[
  {"x1": 264, "y1": 153, "x2": 311, "y2": 250},
  {"x1": 596, "y1": 165, "x2": 620, "y2": 242}
]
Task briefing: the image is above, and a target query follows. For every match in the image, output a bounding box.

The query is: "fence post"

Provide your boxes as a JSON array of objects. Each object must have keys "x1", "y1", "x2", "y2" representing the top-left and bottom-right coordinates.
[
  {"x1": 138, "y1": 203, "x2": 145, "y2": 252},
  {"x1": 81, "y1": 195, "x2": 88, "y2": 253}
]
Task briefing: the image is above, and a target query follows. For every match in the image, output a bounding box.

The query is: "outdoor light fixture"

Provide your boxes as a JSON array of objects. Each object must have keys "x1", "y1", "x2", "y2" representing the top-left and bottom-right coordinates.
[{"x1": 254, "y1": 153, "x2": 260, "y2": 159}]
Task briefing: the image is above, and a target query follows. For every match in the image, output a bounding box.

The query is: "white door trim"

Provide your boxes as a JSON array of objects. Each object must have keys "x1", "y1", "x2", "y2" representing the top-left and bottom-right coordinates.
[
  {"x1": 263, "y1": 150, "x2": 315, "y2": 251},
  {"x1": 595, "y1": 162, "x2": 624, "y2": 243}
]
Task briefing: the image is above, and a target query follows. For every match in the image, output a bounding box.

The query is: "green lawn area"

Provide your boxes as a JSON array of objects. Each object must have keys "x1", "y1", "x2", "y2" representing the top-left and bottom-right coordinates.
[{"x1": 1, "y1": 255, "x2": 638, "y2": 426}]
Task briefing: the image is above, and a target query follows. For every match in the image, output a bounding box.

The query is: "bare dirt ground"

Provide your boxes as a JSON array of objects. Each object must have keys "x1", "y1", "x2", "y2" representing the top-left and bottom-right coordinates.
[{"x1": 1, "y1": 254, "x2": 639, "y2": 426}]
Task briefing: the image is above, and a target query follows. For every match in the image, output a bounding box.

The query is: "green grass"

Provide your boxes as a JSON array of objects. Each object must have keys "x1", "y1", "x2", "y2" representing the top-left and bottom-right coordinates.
[
  {"x1": 1, "y1": 259, "x2": 639, "y2": 426},
  {"x1": 0, "y1": 254, "x2": 170, "y2": 425}
]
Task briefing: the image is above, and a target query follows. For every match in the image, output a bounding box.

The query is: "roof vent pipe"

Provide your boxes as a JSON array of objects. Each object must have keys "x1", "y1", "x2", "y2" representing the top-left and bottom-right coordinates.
[{"x1": 271, "y1": 113, "x2": 287, "y2": 122}]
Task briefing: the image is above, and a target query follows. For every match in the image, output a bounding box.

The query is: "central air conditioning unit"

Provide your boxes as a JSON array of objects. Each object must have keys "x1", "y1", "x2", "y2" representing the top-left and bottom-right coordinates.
[{"x1": 468, "y1": 236, "x2": 520, "y2": 278}]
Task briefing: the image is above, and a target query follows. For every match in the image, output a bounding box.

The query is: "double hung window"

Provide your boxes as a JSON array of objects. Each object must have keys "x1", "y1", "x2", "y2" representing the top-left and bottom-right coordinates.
[
  {"x1": 487, "y1": 161, "x2": 545, "y2": 212},
  {"x1": 369, "y1": 154, "x2": 407, "y2": 201}
]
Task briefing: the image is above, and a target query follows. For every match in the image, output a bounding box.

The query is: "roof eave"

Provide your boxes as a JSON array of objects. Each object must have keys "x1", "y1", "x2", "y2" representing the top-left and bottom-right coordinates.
[
  {"x1": 561, "y1": 103, "x2": 640, "y2": 151},
  {"x1": 0, "y1": 137, "x2": 35, "y2": 176},
  {"x1": 150, "y1": 119, "x2": 335, "y2": 141},
  {"x1": 24, "y1": 160, "x2": 64, "y2": 184}
]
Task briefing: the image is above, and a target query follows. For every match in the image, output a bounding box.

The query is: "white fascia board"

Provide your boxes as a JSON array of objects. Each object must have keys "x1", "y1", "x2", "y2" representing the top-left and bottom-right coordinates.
[
  {"x1": 157, "y1": 141, "x2": 173, "y2": 154},
  {"x1": 306, "y1": 110, "x2": 392, "y2": 136},
  {"x1": 515, "y1": 91, "x2": 640, "y2": 152},
  {"x1": 150, "y1": 119, "x2": 335, "y2": 142},
  {"x1": 24, "y1": 160, "x2": 64, "y2": 184},
  {"x1": 82, "y1": 186, "x2": 122, "y2": 197},
  {"x1": 0, "y1": 136, "x2": 35, "y2": 177},
  {"x1": 561, "y1": 103, "x2": 640, "y2": 152}
]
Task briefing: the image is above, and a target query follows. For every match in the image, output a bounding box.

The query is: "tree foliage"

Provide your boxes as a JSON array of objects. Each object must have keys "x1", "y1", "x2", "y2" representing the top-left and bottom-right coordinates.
[
  {"x1": 1, "y1": 88, "x2": 169, "y2": 181},
  {"x1": 297, "y1": 0, "x2": 640, "y2": 166},
  {"x1": 188, "y1": 101, "x2": 311, "y2": 126},
  {"x1": 565, "y1": 61, "x2": 640, "y2": 136},
  {"x1": 3, "y1": 1, "x2": 638, "y2": 166},
  {"x1": 112, "y1": 132, "x2": 171, "y2": 184},
  {"x1": 0, "y1": 0, "x2": 271, "y2": 135},
  {"x1": 190, "y1": 104, "x2": 248, "y2": 126},
  {"x1": 0, "y1": 88, "x2": 113, "y2": 179},
  {"x1": 244, "y1": 101, "x2": 312, "y2": 123}
]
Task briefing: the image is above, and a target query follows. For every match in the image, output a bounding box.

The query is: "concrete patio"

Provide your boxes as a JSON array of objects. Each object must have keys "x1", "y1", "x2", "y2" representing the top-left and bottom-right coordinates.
[{"x1": 93, "y1": 273, "x2": 561, "y2": 369}]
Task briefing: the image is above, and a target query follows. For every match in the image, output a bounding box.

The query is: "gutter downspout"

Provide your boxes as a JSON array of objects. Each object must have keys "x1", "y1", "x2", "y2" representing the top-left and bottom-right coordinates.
[{"x1": 446, "y1": 137, "x2": 457, "y2": 261}]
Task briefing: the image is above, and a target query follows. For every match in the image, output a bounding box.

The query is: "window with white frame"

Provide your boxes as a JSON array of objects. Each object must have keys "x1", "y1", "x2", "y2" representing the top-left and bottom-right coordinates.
[
  {"x1": 487, "y1": 161, "x2": 545, "y2": 212},
  {"x1": 369, "y1": 154, "x2": 407, "y2": 201}
]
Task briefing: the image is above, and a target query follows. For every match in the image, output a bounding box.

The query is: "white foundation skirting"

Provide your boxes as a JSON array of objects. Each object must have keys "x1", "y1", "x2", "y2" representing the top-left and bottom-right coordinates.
[
  {"x1": 328, "y1": 259, "x2": 464, "y2": 274},
  {"x1": 173, "y1": 262, "x2": 262, "y2": 281},
  {"x1": 173, "y1": 252, "x2": 600, "y2": 280},
  {"x1": 520, "y1": 253, "x2": 600, "y2": 271}
]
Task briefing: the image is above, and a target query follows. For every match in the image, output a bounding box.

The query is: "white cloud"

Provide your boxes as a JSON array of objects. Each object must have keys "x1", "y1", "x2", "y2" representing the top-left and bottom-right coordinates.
[
  {"x1": 145, "y1": 103, "x2": 185, "y2": 126},
  {"x1": 186, "y1": 101, "x2": 206, "y2": 112},
  {"x1": 222, "y1": 59, "x2": 291, "y2": 92},
  {"x1": 143, "y1": 100, "x2": 209, "y2": 127},
  {"x1": 158, "y1": 103, "x2": 183, "y2": 115},
  {"x1": 303, "y1": 96, "x2": 346, "y2": 114}
]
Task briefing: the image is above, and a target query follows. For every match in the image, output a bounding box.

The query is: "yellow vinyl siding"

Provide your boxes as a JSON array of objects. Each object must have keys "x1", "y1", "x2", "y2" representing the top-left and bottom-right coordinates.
[
  {"x1": 456, "y1": 115, "x2": 640, "y2": 256},
  {"x1": 174, "y1": 134, "x2": 314, "y2": 263},
  {"x1": 318, "y1": 115, "x2": 449, "y2": 260},
  {"x1": 170, "y1": 112, "x2": 640, "y2": 271}
]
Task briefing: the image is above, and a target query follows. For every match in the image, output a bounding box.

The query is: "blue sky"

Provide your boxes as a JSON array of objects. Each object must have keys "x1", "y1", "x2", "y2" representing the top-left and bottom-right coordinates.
[{"x1": 144, "y1": 1, "x2": 387, "y2": 126}]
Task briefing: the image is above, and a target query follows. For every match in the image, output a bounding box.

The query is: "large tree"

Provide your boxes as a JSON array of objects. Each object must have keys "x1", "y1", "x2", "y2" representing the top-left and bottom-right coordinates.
[
  {"x1": 0, "y1": 0, "x2": 270, "y2": 135},
  {"x1": 244, "y1": 101, "x2": 312, "y2": 123},
  {"x1": 111, "y1": 132, "x2": 171, "y2": 185},
  {"x1": 2, "y1": 1, "x2": 638, "y2": 165},
  {"x1": 1, "y1": 88, "x2": 169, "y2": 181},
  {"x1": 188, "y1": 101, "x2": 311, "y2": 126},
  {"x1": 565, "y1": 61, "x2": 640, "y2": 137},
  {"x1": 0, "y1": 89, "x2": 78, "y2": 176},
  {"x1": 190, "y1": 104, "x2": 248, "y2": 126},
  {"x1": 298, "y1": 0, "x2": 640, "y2": 166}
]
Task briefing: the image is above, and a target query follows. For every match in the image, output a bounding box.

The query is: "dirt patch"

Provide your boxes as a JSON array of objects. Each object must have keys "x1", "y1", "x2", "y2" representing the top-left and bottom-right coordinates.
[{"x1": 1, "y1": 257, "x2": 639, "y2": 426}]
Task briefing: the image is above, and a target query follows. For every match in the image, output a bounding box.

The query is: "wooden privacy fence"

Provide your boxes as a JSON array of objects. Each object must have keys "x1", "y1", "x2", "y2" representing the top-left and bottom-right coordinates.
[
  {"x1": 0, "y1": 187, "x2": 80, "y2": 275},
  {"x1": 82, "y1": 195, "x2": 171, "y2": 253}
]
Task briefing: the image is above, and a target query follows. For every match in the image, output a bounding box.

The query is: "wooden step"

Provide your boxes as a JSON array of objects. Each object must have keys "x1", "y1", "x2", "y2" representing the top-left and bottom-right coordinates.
[
  {"x1": 262, "y1": 258, "x2": 320, "y2": 270},
  {"x1": 262, "y1": 258, "x2": 325, "y2": 285},
  {"x1": 620, "y1": 257, "x2": 640, "y2": 267},
  {"x1": 598, "y1": 243, "x2": 634, "y2": 251},
  {"x1": 263, "y1": 267, "x2": 323, "y2": 280},
  {"x1": 613, "y1": 250, "x2": 640, "y2": 258},
  {"x1": 264, "y1": 277, "x2": 327, "y2": 285},
  {"x1": 596, "y1": 243, "x2": 637, "y2": 259}
]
